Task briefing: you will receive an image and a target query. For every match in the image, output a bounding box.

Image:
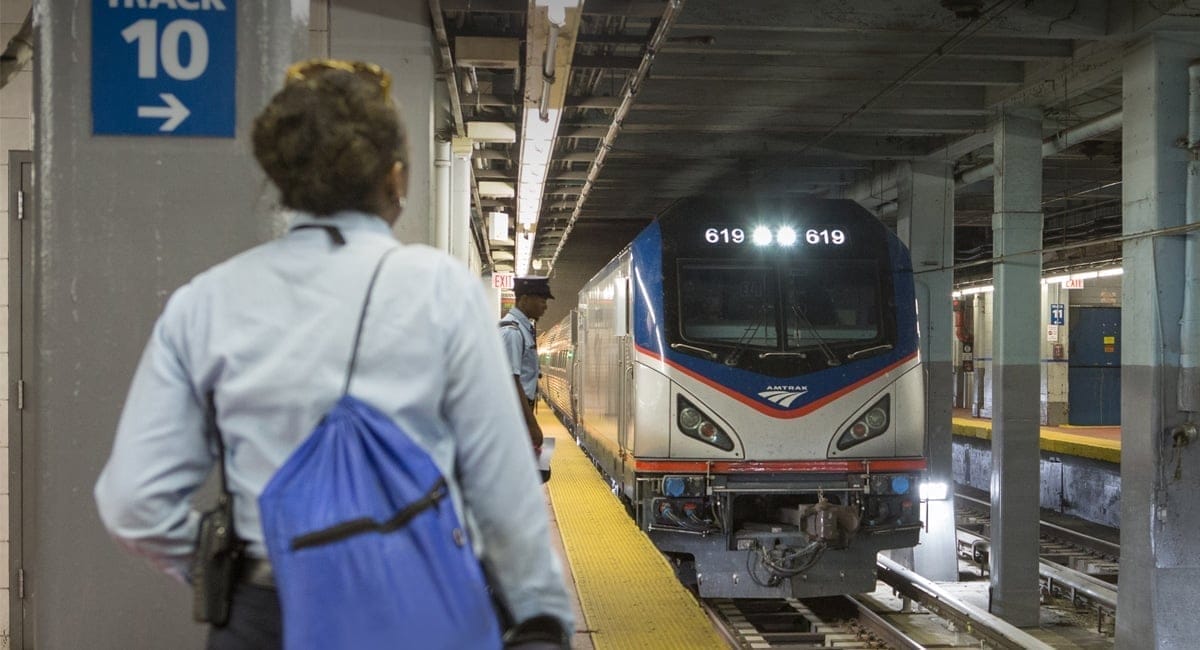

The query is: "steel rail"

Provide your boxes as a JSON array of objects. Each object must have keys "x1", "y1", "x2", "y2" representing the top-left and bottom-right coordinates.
[
  {"x1": 876, "y1": 555, "x2": 1055, "y2": 650},
  {"x1": 955, "y1": 490, "x2": 1121, "y2": 559}
]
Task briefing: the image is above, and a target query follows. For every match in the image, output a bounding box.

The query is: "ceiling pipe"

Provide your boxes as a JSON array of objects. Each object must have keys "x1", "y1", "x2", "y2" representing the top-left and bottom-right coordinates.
[
  {"x1": 957, "y1": 108, "x2": 1123, "y2": 186},
  {"x1": 868, "y1": 108, "x2": 1124, "y2": 217},
  {"x1": 547, "y1": 0, "x2": 687, "y2": 272},
  {"x1": 538, "y1": 7, "x2": 565, "y2": 122},
  {"x1": 1179, "y1": 59, "x2": 1200, "y2": 413}
]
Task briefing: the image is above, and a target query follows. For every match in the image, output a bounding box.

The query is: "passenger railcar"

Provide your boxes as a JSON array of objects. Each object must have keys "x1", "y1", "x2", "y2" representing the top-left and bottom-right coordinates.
[{"x1": 539, "y1": 196, "x2": 926, "y2": 599}]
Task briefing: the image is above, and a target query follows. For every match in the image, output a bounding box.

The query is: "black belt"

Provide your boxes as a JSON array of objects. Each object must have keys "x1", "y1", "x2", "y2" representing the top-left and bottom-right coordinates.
[
  {"x1": 239, "y1": 557, "x2": 275, "y2": 589},
  {"x1": 527, "y1": 397, "x2": 536, "y2": 407}
]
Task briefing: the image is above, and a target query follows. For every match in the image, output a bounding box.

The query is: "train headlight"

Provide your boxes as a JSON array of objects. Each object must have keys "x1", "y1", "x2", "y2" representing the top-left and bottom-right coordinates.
[
  {"x1": 678, "y1": 407, "x2": 703, "y2": 430},
  {"x1": 676, "y1": 395, "x2": 736, "y2": 451},
  {"x1": 836, "y1": 395, "x2": 891, "y2": 450},
  {"x1": 776, "y1": 226, "x2": 797, "y2": 246},
  {"x1": 752, "y1": 226, "x2": 773, "y2": 246},
  {"x1": 864, "y1": 407, "x2": 887, "y2": 429}
]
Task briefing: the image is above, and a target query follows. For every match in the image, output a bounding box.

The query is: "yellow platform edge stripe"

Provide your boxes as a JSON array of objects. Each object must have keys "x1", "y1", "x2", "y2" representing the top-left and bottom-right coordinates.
[
  {"x1": 539, "y1": 412, "x2": 727, "y2": 650},
  {"x1": 952, "y1": 418, "x2": 1121, "y2": 464}
]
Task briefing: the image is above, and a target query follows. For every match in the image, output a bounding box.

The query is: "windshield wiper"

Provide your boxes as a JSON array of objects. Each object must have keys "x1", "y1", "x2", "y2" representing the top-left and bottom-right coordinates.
[
  {"x1": 725, "y1": 306, "x2": 772, "y2": 367},
  {"x1": 758, "y1": 351, "x2": 807, "y2": 359},
  {"x1": 670, "y1": 342, "x2": 719, "y2": 361},
  {"x1": 790, "y1": 305, "x2": 841, "y2": 367},
  {"x1": 846, "y1": 344, "x2": 893, "y2": 360}
]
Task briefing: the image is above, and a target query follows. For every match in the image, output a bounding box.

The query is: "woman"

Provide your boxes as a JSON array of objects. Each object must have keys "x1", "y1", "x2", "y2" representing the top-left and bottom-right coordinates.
[{"x1": 95, "y1": 60, "x2": 572, "y2": 648}]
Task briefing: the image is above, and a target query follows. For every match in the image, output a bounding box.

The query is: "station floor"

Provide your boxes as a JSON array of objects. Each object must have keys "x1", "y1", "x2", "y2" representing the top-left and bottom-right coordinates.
[
  {"x1": 537, "y1": 405, "x2": 728, "y2": 650},
  {"x1": 951, "y1": 408, "x2": 1121, "y2": 463}
]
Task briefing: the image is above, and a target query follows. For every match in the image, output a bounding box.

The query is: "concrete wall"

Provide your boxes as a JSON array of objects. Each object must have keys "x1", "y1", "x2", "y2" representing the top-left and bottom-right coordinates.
[{"x1": 953, "y1": 437, "x2": 1121, "y2": 528}]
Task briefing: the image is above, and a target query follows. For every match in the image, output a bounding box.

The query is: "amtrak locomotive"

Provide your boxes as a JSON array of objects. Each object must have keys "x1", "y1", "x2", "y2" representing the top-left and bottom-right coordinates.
[{"x1": 538, "y1": 196, "x2": 927, "y2": 599}]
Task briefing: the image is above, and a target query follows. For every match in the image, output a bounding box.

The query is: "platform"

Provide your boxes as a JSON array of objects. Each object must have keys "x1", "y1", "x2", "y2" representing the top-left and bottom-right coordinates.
[
  {"x1": 538, "y1": 405, "x2": 727, "y2": 650},
  {"x1": 952, "y1": 408, "x2": 1120, "y2": 464}
]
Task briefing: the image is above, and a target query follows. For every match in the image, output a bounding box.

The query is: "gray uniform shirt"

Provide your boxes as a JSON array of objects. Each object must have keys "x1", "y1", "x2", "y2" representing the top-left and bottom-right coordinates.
[
  {"x1": 94, "y1": 211, "x2": 572, "y2": 629},
  {"x1": 500, "y1": 307, "x2": 539, "y2": 400}
]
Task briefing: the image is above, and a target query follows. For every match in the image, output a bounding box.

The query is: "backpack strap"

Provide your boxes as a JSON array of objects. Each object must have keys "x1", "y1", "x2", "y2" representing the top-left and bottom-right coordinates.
[
  {"x1": 342, "y1": 247, "x2": 400, "y2": 396},
  {"x1": 292, "y1": 223, "x2": 347, "y2": 246},
  {"x1": 499, "y1": 320, "x2": 520, "y2": 330}
]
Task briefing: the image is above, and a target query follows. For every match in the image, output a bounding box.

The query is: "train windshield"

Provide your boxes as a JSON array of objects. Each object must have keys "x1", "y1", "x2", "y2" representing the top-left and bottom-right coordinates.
[
  {"x1": 783, "y1": 261, "x2": 880, "y2": 347},
  {"x1": 679, "y1": 265, "x2": 778, "y2": 347},
  {"x1": 677, "y1": 260, "x2": 886, "y2": 368}
]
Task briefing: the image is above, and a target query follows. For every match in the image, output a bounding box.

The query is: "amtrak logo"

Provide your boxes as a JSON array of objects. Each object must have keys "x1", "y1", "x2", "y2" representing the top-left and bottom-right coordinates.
[{"x1": 757, "y1": 385, "x2": 809, "y2": 407}]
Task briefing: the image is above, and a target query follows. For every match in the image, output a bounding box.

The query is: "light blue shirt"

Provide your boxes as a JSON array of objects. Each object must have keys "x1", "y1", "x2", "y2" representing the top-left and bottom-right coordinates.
[
  {"x1": 500, "y1": 307, "x2": 539, "y2": 399},
  {"x1": 94, "y1": 211, "x2": 572, "y2": 629}
]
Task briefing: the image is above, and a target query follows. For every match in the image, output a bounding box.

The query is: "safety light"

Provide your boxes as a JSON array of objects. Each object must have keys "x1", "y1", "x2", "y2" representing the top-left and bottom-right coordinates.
[
  {"x1": 752, "y1": 226, "x2": 773, "y2": 246},
  {"x1": 919, "y1": 481, "x2": 949, "y2": 501},
  {"x1": 776, "y1": 226, "x2": 797, "y2": 246}
]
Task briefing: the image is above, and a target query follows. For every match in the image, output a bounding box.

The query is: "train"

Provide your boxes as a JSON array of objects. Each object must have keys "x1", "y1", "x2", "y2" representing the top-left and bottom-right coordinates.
[{"x1": 537, "y1": 196, "x2": 928, "y2": 599}]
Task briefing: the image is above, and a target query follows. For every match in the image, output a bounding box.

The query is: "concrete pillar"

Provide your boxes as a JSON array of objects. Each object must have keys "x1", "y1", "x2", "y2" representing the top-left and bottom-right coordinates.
[
  {"x1": 1116, "y1": 35, "x2": 1200, "y2": 649},
  {"x1": 32, "y1": 3, "x2": 304, "y2": 647},
  {"x1": 330, "y1": 0, "x2": 435, "y2": 246},
  {"x1": 894, "y1": 160, "x2": 959, "y2": 582},
  {"x1": 450, "y1": 136, "x2": 473, "y2": 263},
  {"x1": 988, "y1": 106, "x2": 1043, "y2": 627}
]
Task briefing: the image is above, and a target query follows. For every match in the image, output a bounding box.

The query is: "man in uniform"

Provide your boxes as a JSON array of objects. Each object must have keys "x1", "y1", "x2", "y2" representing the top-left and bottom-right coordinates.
[{"x1": 500, "y1": 277, "x2": 554, "y2": 452}]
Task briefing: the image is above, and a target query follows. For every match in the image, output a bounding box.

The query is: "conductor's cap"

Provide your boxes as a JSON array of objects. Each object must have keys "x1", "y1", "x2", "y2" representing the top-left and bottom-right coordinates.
[{"x1": 514, "y1": 276, "x2": 555, "y2": 299}]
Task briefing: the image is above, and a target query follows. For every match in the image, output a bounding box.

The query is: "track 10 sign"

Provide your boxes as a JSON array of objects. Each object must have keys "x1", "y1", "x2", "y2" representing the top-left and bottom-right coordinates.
[{"x1": 92, "y1": 0, "x2": 237, "y2": 137}]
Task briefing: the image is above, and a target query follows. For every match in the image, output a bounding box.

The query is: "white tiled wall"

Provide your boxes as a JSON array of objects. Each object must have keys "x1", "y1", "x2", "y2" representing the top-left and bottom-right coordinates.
[{"x1": 0, "y1": 1, "x2": 30, "y2": 646}]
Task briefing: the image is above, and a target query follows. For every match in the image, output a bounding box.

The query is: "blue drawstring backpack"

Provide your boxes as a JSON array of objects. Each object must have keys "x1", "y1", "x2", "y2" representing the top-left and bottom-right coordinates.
[{"x1": 258, "y1": 243, "x2": 502, "y2": 649}]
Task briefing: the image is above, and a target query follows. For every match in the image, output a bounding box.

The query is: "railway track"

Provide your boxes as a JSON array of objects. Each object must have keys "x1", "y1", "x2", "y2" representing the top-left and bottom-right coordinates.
[
  {"x1": 955, "y1": 489, "x2": 1119, "y2": 633},
  {"x1": 703, "y1": 559, "x2": 1054, "y2": 649},
  {"x1": 703, "y1": 595, "x2": 926, "y2": 649}
]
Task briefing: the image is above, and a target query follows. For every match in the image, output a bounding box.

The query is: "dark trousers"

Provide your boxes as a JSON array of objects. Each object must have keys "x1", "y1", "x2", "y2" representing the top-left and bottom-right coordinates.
[{"x1": 206, "y1": 584, "x2": 282, "y2": 650}]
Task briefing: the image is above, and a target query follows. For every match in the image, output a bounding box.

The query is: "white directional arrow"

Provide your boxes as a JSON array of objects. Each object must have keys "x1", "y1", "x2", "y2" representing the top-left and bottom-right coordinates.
[{"x1": 137, "y1": 93, "x2": 191, "y2": 132}]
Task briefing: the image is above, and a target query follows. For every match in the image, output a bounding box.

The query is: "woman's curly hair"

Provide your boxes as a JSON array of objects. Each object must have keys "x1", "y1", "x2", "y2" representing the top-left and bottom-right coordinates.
[{"x1": 252, "y1": 66, "x2": 408, "y2": 216}]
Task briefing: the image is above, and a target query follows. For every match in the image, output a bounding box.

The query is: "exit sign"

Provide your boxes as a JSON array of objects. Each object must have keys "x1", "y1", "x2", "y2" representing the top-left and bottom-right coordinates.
[{"x1": 492, "y1": 272, "x2": 514, "y2": 290}]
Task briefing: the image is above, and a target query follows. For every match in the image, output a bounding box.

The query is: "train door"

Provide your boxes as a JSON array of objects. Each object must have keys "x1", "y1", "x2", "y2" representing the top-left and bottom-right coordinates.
[{"x1": 615, "y1": 271, "x2": 635, "y2": 496}]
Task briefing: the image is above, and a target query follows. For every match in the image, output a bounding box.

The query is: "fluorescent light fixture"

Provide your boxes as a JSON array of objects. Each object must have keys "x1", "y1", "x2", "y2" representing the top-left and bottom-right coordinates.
[
  {"x1": 1097, "y1": 267, "x2": 1123, "y2": 277},
  {"x1": 957, "y1": 285, "x2": 993, "y2": 296},
  {"x1": 1071, "y1": 270, "x2": 1099, "y2": 281},
  {"x1": 919, "y1": 481, "x2": 949, "y2": 501},
  {"x1": 752, "y1": 226, "x2": 773, "y2": 246},
  {"x1": 776, "y1": 226, "x2": 797, "y2": 246},
  {"x1": 1041, "y1": 275, "x2": 1069, "y2": 285},
  {"x1": 516, "y1": 107, "x2": 562, "y2": 275}
]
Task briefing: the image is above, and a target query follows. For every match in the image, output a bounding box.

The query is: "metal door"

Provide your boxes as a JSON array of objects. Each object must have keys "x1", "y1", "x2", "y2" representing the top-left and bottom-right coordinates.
[
  {"x1": 1068, "y1": 306, "x2": 1121, "y2": 425},
  {"x1": 9, "y1": 151, "x2": 33, "y2": 649}
]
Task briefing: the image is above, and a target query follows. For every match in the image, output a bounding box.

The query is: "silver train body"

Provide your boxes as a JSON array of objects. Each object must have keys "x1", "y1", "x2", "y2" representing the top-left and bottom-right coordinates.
[{"x1": 538, "y1": 197, "x2": 927, "y2": 599}]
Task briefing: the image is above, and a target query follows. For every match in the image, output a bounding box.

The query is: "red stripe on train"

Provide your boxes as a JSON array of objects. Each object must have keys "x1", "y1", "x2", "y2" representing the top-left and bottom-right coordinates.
[
  {"x1": 634, "y1": 344, "x2": 918, "y2": 419},
  {"x1": 630, "y1": 458, "x2": 927, "y2": 473}
]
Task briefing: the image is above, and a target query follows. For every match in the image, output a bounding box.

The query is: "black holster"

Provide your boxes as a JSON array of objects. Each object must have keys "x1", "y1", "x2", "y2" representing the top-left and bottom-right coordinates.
[{"x1": 191, "y1": 493, "x2": 245, "y2": 627}]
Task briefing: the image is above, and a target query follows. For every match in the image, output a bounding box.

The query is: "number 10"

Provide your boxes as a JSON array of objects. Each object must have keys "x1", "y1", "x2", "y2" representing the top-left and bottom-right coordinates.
[{"x1": 122, "y1": 19, "x2": 209, "y2": 81}]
